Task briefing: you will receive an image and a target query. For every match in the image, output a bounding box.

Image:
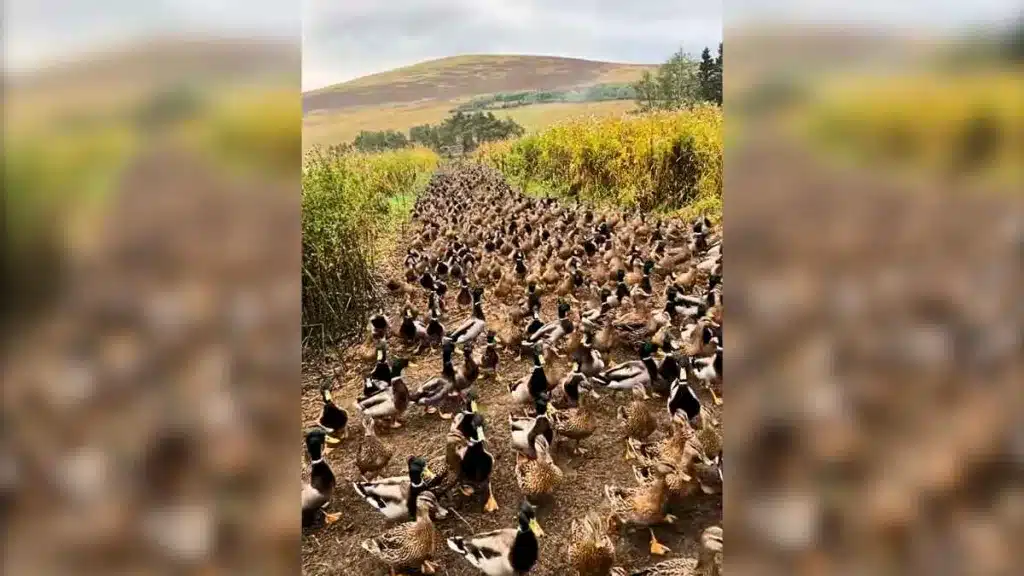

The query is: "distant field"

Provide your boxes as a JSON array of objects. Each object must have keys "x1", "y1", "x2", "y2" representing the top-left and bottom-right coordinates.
[
  {"x1": 302, "y1": 54, "x2": 653, "y2": 149},
  {"x1": 303, "y1": 54, "x2": 653, "y2": 114},
  {"x1": 303, "y1": 100, "x2": 637, "y2": 149}
]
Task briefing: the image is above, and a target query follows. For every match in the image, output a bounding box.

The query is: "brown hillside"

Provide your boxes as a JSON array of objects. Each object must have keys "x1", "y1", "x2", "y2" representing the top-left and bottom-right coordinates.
[{"x1": 303, "y1": 54, "x2": 653, "y2": 114}]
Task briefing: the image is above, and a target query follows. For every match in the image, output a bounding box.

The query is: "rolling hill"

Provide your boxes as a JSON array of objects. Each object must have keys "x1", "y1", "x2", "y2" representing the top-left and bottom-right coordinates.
[{"x1": 302, "y1": 54, "x2": 655, "y2": 148}]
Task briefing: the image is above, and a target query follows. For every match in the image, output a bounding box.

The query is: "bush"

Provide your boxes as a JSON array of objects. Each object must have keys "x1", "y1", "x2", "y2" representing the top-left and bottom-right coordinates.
[
  {"x1": 474, "y1": 105, "x2": 723, "y2": 219},
  {"x1": 302, "y1": 146, "x2": 439, "y2": 342}
]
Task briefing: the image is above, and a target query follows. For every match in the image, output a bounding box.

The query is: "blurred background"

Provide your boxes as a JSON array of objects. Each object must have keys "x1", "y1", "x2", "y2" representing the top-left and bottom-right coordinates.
[
  {"x1": 3, "y1": 1, "x2": 301, "y2": 573},
  {"x1": 725, "y1": 2, "x2": 1022, "y2": 575},
  {"x1": 3, "y1": 1, "x2": 1021, "y2": 575}
]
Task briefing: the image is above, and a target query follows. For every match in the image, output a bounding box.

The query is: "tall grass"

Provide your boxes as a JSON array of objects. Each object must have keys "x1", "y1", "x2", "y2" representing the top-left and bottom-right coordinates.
[
  {"x1": 474, "y1": 104, "x2": 723, "y2": 219},
  {"x1": 803, "y1": 71, "x2": 1023, "y2": 185},
  {"x1": 302, "y1": 146, "x2": 439, "y2": 343}
]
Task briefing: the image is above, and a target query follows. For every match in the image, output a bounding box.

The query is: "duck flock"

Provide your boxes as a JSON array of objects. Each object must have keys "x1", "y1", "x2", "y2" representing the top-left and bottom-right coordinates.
[{"x1": 302, "y1": 163, "x2": 723, "y2": 576}]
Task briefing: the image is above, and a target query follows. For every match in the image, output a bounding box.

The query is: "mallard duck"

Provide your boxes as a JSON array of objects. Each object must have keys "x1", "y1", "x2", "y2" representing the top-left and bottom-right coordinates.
[
  {"x1": 454, "y1": 341, "x2": 480, "y2": 393},
  {"x1": 355, "y1": 414, "x2": 394, "y2": 480},
  {"x1": 551, "y1": 362, "x2": 591, "y2": 409},
  {"x1": 667, "y1": 377, "x2": 703, "y2": 428},
  {"x1": 399, "y1": 307, "x2": 429, "y2": 347},
  {"x1": 626, "y1": 413, "x2": 702, "y2": 474},
  {"x1": 360, "y1": 491, "x2": 444, "y2": 576},
  {"x1": 691, "y1": 346, "x2": 722, "y2": 406},
  {"x1": 679, "y1": 320, "x2": 718, "y2": 358},
  {"x1": 450, "y1": 288, "x2": 487, "y2": 345},
  {"x1": 353, "y1": 455, "x2": 437, "y2": 521},
  {"x1": 446, "y1": 500, "x2": 543, "y2": 576},
  {"x1": 629, "y1": 526, "x2": 722, "y2": 576},
  {"x1": 522, "y1": 300, "x2": 574, "y2": 349},
  {"x1": 691, "y1": 451, "x2": 723, "y2": 495},
  {"x1": 317, "y1": 372, "x2": 348, "y2": 445},
  {"x1": 618, "y1": 385, "x2": 657, "y2": 456},
  {"x1": 454, "y1": 412, "x2": 499, "y2": 512},
  {"x1": 567, "y1": 512, "x2": 623, "y2": 576},
  {"x1": 356, "y1": 358, "x2": 411, "y2": 428},
  {"x1": 509, "y1": 393, "x2": 554, "y2": 458},
  {"x1": 370, "y1": 307, "x2": 391, "y2": 340},
  {"x1": 575, "y1": 332, "x2": 606, "y2": 377},
  {"x1": 302, "y1": 427, "x2": 340, "y2": 527},
  {"x1": 550, "y1": 381, "x2": 598, "y2": 455},
  {"x1": 410, "y1": 339, "x2": 458, "y2": 419},
  {"x1": 514, "y1": 435, "x2": 563, "y2": 501},
  {"x1": 591, "y1": 342, "x2": 660, "y2": 398},
  {"x1": 509, "y1": 345, "x2": 549, "y2": 409},
  {"x1": 457, "y1": 277, "x2": 473, "y2": 307},
  {"x1": 481, "y1": 331, "x2": 500, "y2": 374},
  {"x1": 426, "y1": 294, "x2": 446, "y2": 348},
  {"x1": 604, "y1": 462, "x2": 678, "y2": 555}
]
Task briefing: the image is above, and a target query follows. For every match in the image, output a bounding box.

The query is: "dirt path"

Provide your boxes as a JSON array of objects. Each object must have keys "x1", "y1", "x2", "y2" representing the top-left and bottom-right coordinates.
[{"x1": 301, "y1": 165, "x2": 722, "y2": 576}]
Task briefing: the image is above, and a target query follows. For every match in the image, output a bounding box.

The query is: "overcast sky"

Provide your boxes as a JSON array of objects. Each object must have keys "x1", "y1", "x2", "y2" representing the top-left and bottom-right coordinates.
[
  {"x1": 302, "y1": 1, "x2": 723, "y2": 91},
  {"x1": 4, "y1": 0, "x2": 1017, "y2": 90}
]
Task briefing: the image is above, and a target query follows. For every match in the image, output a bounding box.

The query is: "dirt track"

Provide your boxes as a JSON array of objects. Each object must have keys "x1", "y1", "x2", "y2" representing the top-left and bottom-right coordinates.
[{"x1": 301, "y1": 166, "x2": 722, "y2": 576}]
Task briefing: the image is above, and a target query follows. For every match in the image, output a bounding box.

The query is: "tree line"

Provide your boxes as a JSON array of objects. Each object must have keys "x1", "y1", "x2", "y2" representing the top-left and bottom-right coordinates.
[
  {"x1": 634, "y1": 43, "x2": 722, "y2": 112},
  {"x1": 352, "y1": 111, "x2": 525, "y2": 154}
]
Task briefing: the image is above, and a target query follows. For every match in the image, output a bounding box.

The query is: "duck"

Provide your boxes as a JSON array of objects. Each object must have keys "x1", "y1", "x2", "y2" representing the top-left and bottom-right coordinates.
[
  {"x1": 617, "y1": 385, "x2": 658, "y2": 457},
  {"x1": 454, "y1": 340, "x2": 480, "y2": 393},
  {"x1": 302, "y1": 427, "x2": 340, "y2": 527},
  {"x1": 358, "y1": 343, "x2": 393, "y2": 400},
  {"x1": 550, "y1": 380, "x2": 598, "y2": 455},
  {"x1": 522, "y1": 300, "x2": 574, "y2": 349},
  {"x1": 509, "y1": 393, "x2": 555, "y2": 458},
  {"x1": 590, "y1": 342, "x2": 660, "y2": 399},
  {"x1": 360, "y1": 491, "x2": 444, "y2": 576},
  {"x1": 626, "y1": 414, "x2": 703, "y2": 476},
  {"x1": 679, "y1": 320, "x2": 718, "y2": 358},
  {"x1": 691, "y1": 451, "x2": 723, "y2": 495},
  {"x1": 356, "y1": 358, "x2": 411, "y2": 429},
  {"x1": 355, "y1": 414, "x2": 394, "y2": 480},
  {"x1": 691, "y1": 346, "x2": 723, "y2": 405},
  {"x1": 509, "y1": 345, "x2": 550, "y2": 409},
  {"x1": 567, "y1": 512, "x2": 623, "y2": 576},
  {"x1": 410, "y1": 339, "x2": 458, "y2": 419},
  {"x1": 576, "y1": 332, "x2": 606, "y2": 377},
  {"x1": 446, "y1": 500, "x2": 543, "y2": 576},
  {"x1": 457, "y1": 277, "x2": 473, "y2": 307},
  {"x1": 514, "y1": 435, "x2": 563, "y2": 502},
  {"x1": 399, "y1": 306, "x2": 429, "y2": 347},
  {"x1": 426, "y1": 293, "x2": 446, "y2": 348},
  {"x1": 666, "y1": 376, "x2": 704, "y2": 430},
  {"x1": 628, "y1": 526, "x2": 722, "y2": 576},
  {"x1": 481, "y1": 330, "x2": 501, "y2": 374},
  {"x1": 352, "y1": 455, "x2": 437, "y2": 521},
  {"x1": 604, "y1": 462, "x2": 678, "y2": 555},
  {"x1": 370, "y1": 307, "x2": 391, "y2": 340},
  {"x1": 550, "y1": 361, "x2": 591, "y2": 409},
  {"x1": 450, "y1": 288, "x2": 488, "y2": 346},
  {"x1": 456, "y1": 413, "x2": 499, "y2": 513},
  {"x1": 317, "y1": 372, "x2": 348, "y2": 445}
]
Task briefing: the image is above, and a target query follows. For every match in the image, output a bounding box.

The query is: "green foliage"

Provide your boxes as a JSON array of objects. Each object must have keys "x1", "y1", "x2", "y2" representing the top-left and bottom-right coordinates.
[
  {"x1": 636, "y1": 45, "x2": 722, "y2": 111},
  {"x1": 408, "y1": 111, "x2": 524, "y2": 154},
  {"x1": 353, "y1": 129, "x2": 411, "y2": 152},
  {"x1": 302, "y1": 146, "x2": 438, "y2": 342},
  {"x1": 475, "y1": 105, "x2": 723, "y2": 219},
  {"x1": 698, "y1": 45, "x2": 723, "y2": 105}
]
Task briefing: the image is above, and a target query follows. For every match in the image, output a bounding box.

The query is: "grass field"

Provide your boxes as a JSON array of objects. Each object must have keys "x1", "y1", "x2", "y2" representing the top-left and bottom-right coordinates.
[{"x1": 303, "y1": 100, "x2": 638, "y2": 149}]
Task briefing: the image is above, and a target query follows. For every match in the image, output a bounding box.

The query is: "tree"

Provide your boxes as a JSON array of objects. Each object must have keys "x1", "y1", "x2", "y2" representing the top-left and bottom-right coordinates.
[
  {"x1": 633, "y1": 48, "x2": 701, "y2": 111},
  {"x1": 697, "y1": 45, "x2": 723, "y2": 105},
  {"x1": 353, "y1": 129, "x2": 410, "y2": 152}
]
